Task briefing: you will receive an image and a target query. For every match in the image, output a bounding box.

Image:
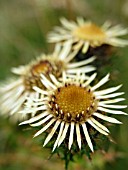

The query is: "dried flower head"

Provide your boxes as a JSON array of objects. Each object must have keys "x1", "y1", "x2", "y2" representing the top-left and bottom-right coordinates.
[
  {"x1": 48, "y1": 17, "x2": 128, "y2": 53},
  {"x1": 20, "y1": 72, "x2": 127, "y2": 152},
  {"x1": 0, "y1": 44, "x2": 95, "y2": 121}
]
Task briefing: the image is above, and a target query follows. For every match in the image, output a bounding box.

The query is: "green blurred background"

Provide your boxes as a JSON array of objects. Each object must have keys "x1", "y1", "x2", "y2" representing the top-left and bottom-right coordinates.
[{"x1": 0, "y1": 0, "x2": 128, "y2": 170}]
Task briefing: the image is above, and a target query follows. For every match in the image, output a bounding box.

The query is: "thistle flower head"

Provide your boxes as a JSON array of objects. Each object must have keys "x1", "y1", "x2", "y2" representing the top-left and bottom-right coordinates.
[
  {"x1": 48, "y1": 17, "x2": 128, "y2": 53},
  {"x1": 20, "y1": 72, "x2": 127, "y2": 152}
]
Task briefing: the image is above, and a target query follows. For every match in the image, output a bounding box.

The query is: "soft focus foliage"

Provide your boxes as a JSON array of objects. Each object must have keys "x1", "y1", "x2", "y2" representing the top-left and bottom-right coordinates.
[{"x1": 0, "y1": 0, "x2": 128, "y2": 170}]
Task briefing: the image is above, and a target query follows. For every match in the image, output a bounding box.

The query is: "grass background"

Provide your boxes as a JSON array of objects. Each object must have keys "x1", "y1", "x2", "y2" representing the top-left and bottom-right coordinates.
[{"x1": 0, "y1": 0, "x2": 128, "y2": 169}]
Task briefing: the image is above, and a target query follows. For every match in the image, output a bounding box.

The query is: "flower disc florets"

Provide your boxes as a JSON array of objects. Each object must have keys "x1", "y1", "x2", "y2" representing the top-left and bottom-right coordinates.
[
  {"x1": 23, "y1": 59, "x2": 63, "y2": 91},
  {"x1": 49, "y1": 84, "x2": 98, "y2": 123}
]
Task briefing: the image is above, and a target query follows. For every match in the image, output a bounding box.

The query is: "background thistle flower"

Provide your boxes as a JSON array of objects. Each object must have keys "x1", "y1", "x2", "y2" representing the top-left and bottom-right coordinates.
[{"x1": 47, "y1": 17, "x2": 128, "y2": 54}]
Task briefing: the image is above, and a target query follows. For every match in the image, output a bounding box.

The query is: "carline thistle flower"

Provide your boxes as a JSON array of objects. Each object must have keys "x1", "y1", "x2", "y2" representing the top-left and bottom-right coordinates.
[
  {"x1": 48, "y1": 17, "x2": 128, "y2": 53},
  {"x1": 20, "y1": 72, "x2": 127, "y2": 152},
  {"x1": 0, "y1": 44, "x2": 95, "y2": 121}
]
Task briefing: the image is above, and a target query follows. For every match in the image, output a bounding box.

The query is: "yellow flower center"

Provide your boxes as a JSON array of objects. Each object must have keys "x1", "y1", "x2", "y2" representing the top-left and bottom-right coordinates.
[
  {"x1": 73, "y1": 23, "x2": 106, "y2": 41},
  {"x1": 31, "y1": 60, "x2": 53, "y2": 76},
  {"x1": 24, "y1": 59, "x2": 63, "y2": 91},
  {"x1": 50, "y1": 84, "x2": 98, "y2": 122}
]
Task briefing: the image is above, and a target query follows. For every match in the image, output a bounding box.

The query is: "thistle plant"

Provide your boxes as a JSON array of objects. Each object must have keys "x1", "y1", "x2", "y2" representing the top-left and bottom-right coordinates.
[{"x1": 0, "y1": 16, "x2": 128, "y2": 170}]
